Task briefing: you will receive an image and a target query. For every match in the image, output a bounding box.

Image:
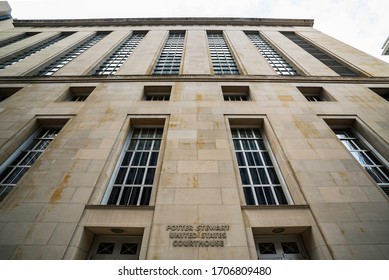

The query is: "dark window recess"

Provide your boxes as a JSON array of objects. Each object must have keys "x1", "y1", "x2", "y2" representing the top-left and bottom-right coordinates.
[
  {"x1": 281, "y1": 32, "x2": 359, "y2": 77},
  {"x1": 0, "y1": 32, "x2": 39, "y2": 48},
  {"x1": 297, "y1": 86, "x2": 335, "y2": 102},
  {"x1": 369, "y1": 87, "x2": 389, "y2": 101},
  {"x1": 62, "y1": 86, "x2": 95, "y2": 102},
  {"x1": 222, "y1": 86, "x2": 250, "y2": 101},
  {"x1": 143, "y1": 86, "x2": 171, "y2": 101},
  {"x1": 0, "y1": 87, "x2": 22, "y2": 102}
]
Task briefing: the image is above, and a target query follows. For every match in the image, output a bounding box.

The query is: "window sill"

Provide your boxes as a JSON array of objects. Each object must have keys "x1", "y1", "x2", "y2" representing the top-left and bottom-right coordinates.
[
  {"x1": 241, "y1": 204, "x2": 310, "y2": 210},
  {"x1": 85, "y1": 205, "x2": 155, "y2": 210}
]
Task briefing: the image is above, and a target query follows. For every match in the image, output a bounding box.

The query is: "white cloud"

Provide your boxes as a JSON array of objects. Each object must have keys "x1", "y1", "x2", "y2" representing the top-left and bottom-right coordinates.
[{"x1": 5, "y1": 0, "x2": 389, "y2": 62}]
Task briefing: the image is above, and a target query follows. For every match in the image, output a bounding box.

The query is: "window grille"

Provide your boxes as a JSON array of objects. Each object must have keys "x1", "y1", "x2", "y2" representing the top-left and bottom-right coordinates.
[
  {"x1": 224, "y1": 95, "x2": 248, "y2": 101},
  {"x1": 153, "y1": 31, "x2": 185, "y2": 75},
  {"x1": 67, "y1": 95, "x2": 88, "y2": 102},
  {"x1": 94, "y1": 32, "x2": 146, "y2": 76},
  {"x1": 103, "y1": 127, "x2": 163, "y2": 205},
  {"x1": 37, "y1": 32, "x2": 108, "y2": 76},
  {"x1": 246, "y1": 32, "x2": 298, "y2": 76},
  {"x1": 231, "y1": 128, "x2": 289, "y2": 205},
  {"x1": 281, "y1": 32, "x2": 359, "y2": 77},
  {"x1": 0, "y1": 33, "x2": 70, "y2": 70},
  {"x1": 143, "y1": 86, "x2": 171, "y2": 101},
  {"x1": 207, "y1": 32, "x2": 239, "y2": 75},
  {"x1": 0, "y1": 128, "x2": 61, "y2": 202},
  {"x1": 305, "y1": 95, "x2": 324, "y2": 102},
  {"x1": 145, "y1": 94, "x2": 170, "y2": 101}
]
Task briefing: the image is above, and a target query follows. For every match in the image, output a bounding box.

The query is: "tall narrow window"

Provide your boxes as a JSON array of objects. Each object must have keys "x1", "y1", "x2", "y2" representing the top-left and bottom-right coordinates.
[
  {"x1": 207, "y1": 31, "x2": 240, "y2": 75},
  {"x1": 246, "y1": 32, "x2": 298, "y2": 76},
  {"x1": 0, "y1": 33, "x2": 71, "y2": 71},
  {"x1": 332, "y1": 128, "x2": 389, "y2": 197},
  {"x1": 103, "y1": 127, "x2": 163, "y2": 206},
  {"x1": 231, "y1": 128, "x2": 289, "y2": 205},
  {"x1": 37, "y1": 32, "x2": 109, "y2": 76},
  {"x1": 94, "y1": 32, "x2": 146, "y2": 76},
  {"x1": 281, "y1": 32, "x2": 359, "y2": 77},
  {"x1": 153, "y1": 31, "x2": 185, "y2": 75},
  {"x1": 0, "y1": 32, "x2": 39, "y2": 48},
  {"x1": 0, "y1": 128, "x2": 62, "y2": 202}
]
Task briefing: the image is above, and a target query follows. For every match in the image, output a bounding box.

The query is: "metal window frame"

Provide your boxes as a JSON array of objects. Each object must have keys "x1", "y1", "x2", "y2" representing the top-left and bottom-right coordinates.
[
  {"x1": 37, "y1": 32, "x2": 109, "y2": 76},
  {"x1": 230, "y1": 126, "x2": 292, "y2": 206},
  {"x1": 153, "y1": 31, "x2": 185, "y2": 75},
  {"x1": 331, "y1": 126, "x2": 389, "y2": 196},
  {"x1": 207, "y1": 31, "x2": 240, "y2": 75},
  {"x1": 223, "y1": 94, "x2": 248, "y2": 101},
  {"x1": 245, "y1": 31, "x2": 298, "y2": 76},
  {"x1": 0, "y1": 33, "x2": 71, "y2": 70},
  {"x1": 94, "y1": 32, "x2": 147, "y2": 76},
  {"x1": 102, "y1": 126, "x2": 164, "y2": 206},
  {"x1": 305, "y1": 94, "x2": 324, "y2": 102},
  {"x1": 0, "y1": 126, "x2": 62, "y2": 202}
]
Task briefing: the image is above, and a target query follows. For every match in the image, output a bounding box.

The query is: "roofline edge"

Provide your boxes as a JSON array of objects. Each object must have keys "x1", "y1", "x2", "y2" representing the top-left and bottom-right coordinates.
[{"x1": 12, "y1": 17, "x2": 314, "y2": 27}]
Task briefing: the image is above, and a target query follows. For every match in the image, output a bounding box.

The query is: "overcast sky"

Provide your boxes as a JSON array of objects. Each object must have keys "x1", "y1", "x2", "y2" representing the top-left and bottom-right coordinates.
[{"x1": 5, "y1": 0, "x2": 389, "y2": 63}]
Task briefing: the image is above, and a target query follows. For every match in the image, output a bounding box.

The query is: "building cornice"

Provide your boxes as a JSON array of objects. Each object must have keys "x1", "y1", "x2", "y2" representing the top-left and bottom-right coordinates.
[
  {"x1": 0, "y1": 75, "x2": 388, "y2": 84},
  {"x1": 12, "y1": 17, "x2": 314, "y2": 28}
]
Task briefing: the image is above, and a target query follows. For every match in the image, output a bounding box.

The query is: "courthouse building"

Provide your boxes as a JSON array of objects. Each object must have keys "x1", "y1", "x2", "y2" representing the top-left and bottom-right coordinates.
[{"x1": 0, "y1": 2, "x2": 388, "y2": 260}]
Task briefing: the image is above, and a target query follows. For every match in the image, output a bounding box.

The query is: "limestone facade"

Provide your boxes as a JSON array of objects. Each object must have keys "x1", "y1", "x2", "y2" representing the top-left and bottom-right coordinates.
[{"x1": 0, "y1": 17, "x2": 388, "y2": 260}]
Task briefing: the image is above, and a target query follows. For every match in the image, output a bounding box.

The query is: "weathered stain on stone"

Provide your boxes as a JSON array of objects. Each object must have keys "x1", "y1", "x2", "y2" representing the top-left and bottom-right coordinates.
[
  {"x1": 195, "y1": 94, "x2": 202, "y2": 101},
  {"x1": 278, "y1": 95, "x2": 294, "y2": 101},
  {"x1": 105, "y1": 106, "x2": 114, "y2": 114},
  {"x1": 196, "y1": 138, "x2": 205, "y2": 149},
  {"x1": 193, "y1": 175, "x2": 198, "y2": 188},
  {"x1": 50, "y1": 174, "x2": 70, "y2": 203},
  {"x1": 293, "y1": 116, "x2": 320, "y2": 139}
]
